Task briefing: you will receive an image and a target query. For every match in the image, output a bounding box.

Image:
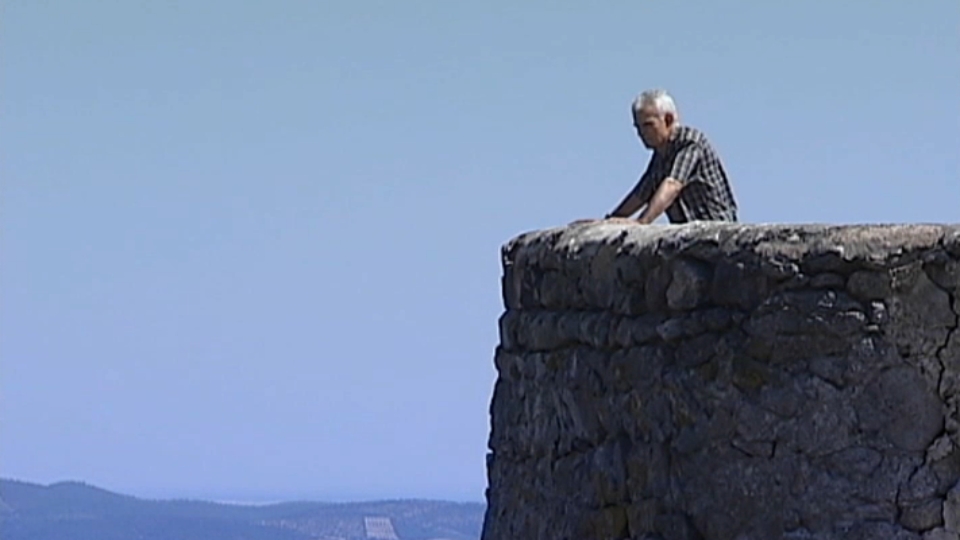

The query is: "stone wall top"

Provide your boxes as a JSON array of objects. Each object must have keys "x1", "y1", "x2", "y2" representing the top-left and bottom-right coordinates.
[
  {"x1": 499, "y1": 222, "x2": 960, "y2": 316},
  {"x1": 504, "y1": 223, "x2": 960, "y2": 271}
]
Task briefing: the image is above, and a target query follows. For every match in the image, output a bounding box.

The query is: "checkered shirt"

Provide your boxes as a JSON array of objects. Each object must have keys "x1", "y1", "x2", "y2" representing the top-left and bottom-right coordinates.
[{"x1": 631, "y1": 125, "x2": 739, "y2": 223}]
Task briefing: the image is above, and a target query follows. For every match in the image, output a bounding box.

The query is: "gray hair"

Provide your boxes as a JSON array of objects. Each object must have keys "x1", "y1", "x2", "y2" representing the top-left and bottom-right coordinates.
[{"x1": 631, "y1": 89, "x2": 678, "y2": 117}]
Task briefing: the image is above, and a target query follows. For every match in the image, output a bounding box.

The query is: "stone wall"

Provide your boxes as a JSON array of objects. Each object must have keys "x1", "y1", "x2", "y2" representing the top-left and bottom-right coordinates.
[{"x1": 480, "y1": 223, "x2": 960, "y2": 540}]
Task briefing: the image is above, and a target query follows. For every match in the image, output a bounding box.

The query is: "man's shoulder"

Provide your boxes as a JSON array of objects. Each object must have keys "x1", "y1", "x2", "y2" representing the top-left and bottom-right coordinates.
[
  {"x1": 674, "y1": 125, "x2": 710, "y2": 145},
  {"x1": 674, "y1": 125, "x2": 725, "y2": 158}
]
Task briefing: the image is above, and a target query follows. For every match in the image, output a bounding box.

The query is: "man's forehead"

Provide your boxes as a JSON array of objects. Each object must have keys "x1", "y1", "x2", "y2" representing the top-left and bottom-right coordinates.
[{"x1": 634, "y1": 107, "x2": 662, "y2": 122}]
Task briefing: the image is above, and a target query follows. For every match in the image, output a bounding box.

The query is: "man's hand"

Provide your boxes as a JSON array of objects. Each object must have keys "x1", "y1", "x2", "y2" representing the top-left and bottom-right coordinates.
[{"x1": 568, "y1": 216, "x2": 638, "y2": 226}]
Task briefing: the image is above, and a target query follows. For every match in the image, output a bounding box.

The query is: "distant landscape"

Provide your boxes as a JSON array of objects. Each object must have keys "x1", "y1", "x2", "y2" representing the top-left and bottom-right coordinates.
[{"x1": 0, "y1": 479, "x2": 485, "y2": 540}]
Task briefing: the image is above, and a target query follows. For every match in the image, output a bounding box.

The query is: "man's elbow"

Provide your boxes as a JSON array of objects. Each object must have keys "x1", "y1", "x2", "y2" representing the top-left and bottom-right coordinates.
[
  {"x1": 663, "y1": 177, "x2": 684, "y2": 194},
  {"x1": 660, "y1": 178, "x2": 685, "y2": 203}
]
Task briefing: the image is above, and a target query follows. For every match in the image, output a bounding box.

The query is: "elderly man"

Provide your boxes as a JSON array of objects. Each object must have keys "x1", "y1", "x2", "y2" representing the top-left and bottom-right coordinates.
[{"x1": 593, "y1": 89, "x2": 739, "y2": 224}]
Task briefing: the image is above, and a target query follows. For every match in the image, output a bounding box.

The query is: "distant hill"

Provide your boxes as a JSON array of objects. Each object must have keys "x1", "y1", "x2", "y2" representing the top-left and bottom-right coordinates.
[{"x1": 0, "y1": 479, "x2": 485, "y2": 540}]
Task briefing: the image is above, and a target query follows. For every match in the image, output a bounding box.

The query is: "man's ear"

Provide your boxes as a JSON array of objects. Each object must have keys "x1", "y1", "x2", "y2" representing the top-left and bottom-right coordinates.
[{"x1": 663, "y1": 112, "x2": 676, "y2": 128}]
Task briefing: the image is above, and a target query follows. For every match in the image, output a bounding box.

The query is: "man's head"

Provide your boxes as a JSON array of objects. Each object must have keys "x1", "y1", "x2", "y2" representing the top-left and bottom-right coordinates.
[{"x1": 631, "y1": 89, "x2": 679, "y2": 150}]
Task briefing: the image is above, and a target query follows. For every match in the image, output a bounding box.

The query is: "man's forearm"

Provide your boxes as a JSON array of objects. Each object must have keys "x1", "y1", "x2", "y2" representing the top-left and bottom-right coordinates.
[
  {"x1": 606, "y1": 192, "x2": 644, "y2": 218},
  {"x1": 636, "y1": 178, "x2": 683, "y2": 224}
]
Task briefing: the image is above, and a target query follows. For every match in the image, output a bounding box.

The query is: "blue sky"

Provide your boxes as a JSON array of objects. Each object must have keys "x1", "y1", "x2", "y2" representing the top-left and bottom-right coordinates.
[{"x1": 2, "y1": 1, "x2": 957, "y2": 503}]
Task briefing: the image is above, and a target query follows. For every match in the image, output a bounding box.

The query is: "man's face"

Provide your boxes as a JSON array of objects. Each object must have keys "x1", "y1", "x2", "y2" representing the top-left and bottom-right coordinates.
[{"x1": 634, "y1": 105, "x2": 675, "y2": 150}]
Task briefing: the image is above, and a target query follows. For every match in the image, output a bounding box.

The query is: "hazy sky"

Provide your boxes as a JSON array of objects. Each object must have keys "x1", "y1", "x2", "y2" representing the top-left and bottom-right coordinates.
[{"x1": 2, "y1": 1, "x2": 958, "y2": 503}]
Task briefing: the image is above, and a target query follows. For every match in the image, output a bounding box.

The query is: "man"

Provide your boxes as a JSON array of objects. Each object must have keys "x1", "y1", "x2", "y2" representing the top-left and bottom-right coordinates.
[{"x1": 588, "y1": 89, "x2": 739, "y2": 224}]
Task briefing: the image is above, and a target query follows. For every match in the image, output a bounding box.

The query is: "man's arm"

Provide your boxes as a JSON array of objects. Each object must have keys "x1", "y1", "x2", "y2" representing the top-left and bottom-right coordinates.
[
  {"x1": 606, "y1": 161, "x2": 657, "y2": 219},
  {"x1": 635, "y1": 143, "x2": 702, "y2": 223},
  {"x1": 605, "y1": 191, "x2": 645, "y2": 219},
  {"x1": 635, "y1": 178, "x2": 683, "y2": 224}
]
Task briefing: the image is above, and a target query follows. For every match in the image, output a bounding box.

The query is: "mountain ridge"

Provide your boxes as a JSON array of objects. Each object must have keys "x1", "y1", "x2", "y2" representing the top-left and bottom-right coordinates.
[{"x1": 0, "y1": 478, "x2": 484, "y2": 540}]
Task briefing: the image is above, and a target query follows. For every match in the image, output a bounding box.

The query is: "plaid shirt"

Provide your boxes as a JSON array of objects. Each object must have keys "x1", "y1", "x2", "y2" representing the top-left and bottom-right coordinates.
[{"x1": 631, "y1": 125, "x2": 738, "y2": 223}]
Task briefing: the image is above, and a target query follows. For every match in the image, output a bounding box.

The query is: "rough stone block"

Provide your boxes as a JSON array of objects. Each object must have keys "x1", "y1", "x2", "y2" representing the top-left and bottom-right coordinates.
[
  {"x1": 901, "y1": 499, "x2": 945, "y2": 532},
  {"x1": 855, "y1": 366, "x2": 944, "y2": 452},
  {"x1": 945, "y1": 482, "x2": 960, "y2": 531},
  {"x1": 666, "y1": 258, "x2": 712, "y2": 311},
  {"x1": 924, "y1": 528, "x2": 960, "y2": 540}
]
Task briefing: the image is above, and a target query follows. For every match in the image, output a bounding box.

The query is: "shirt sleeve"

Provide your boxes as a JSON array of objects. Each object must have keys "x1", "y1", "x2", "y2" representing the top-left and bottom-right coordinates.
[{"x1": 667, "y1": 142, "x2": 703, "y2": 185}]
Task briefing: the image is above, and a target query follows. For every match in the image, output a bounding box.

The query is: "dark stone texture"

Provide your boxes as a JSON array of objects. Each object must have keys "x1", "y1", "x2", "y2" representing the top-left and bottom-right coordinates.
[{"x1": 484, "y1": 223, "x2": 960, "y2": 540}]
